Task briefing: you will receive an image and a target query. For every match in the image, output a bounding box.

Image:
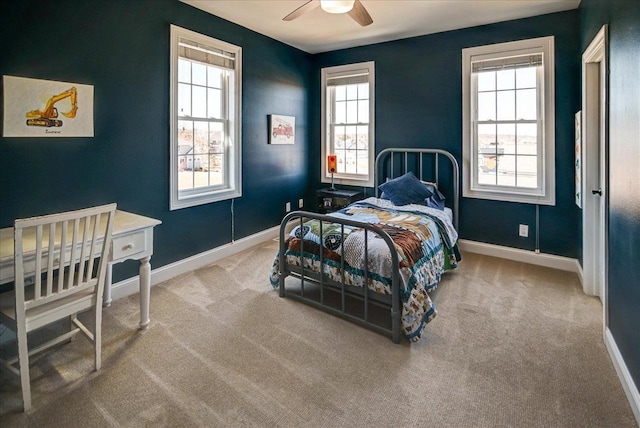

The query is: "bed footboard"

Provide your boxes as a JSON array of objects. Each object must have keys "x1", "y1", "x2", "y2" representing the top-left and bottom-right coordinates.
[{"x1": 278, "y1": 210, "x2": 402, "y2": 343}]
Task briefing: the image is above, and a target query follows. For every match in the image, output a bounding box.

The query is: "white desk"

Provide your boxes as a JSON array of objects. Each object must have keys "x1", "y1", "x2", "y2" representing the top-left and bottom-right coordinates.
[{"x1": 0, "y1": 210, "x2": 161, "y2": 329}]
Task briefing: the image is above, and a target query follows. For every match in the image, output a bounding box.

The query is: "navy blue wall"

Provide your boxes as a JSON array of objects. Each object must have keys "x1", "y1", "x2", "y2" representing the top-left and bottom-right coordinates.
[
  {"x1": 311, "y1": 11, "x2": 581, "y2": 257},
  {"x1": 580, "y1": 0, "x2": 640, "y2": 395},
  {"x1": 0, "y1": 0, "x2": 311, "y2": 281}
]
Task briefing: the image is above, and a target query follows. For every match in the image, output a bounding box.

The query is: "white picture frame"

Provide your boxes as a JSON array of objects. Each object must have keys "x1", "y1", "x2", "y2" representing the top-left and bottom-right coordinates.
[
  {"x1": 268, "y1": 114, "x2": 295, "y2": 145},
  {"x1": 3, "y1": 75, "x2": 94, "y2": 137}
]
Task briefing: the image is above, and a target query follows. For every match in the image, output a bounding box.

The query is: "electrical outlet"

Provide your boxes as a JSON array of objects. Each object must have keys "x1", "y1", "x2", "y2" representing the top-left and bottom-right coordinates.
[
  {"x1": 298, "y1": 198, "x2": 304, "y2": 208},
  {"x1": 285, "y1": 202, "x2": 291, "y2": 212},
  {"x1": 519, "y1": 224, "x2": 529, "y2": 238}
]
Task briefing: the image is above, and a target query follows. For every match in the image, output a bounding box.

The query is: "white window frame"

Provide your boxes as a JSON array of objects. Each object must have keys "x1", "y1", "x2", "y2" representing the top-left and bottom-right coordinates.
[
  {"x1": 462, "y1": 36, "x2": 555, "y2": 205},
  {"x1": 321, "y1": 61, "x2": 375, "y2": 188},
  {"x1": 169, "y1": 25, "x2": 242, "y2": 210}
]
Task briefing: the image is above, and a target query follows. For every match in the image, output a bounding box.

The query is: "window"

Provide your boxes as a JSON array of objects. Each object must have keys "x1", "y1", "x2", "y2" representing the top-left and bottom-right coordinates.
[
  {"x1": 462, "y1": 36, "x2": 555, "y2": 205},
  {"x1": 321, "y1": 62, "x2": 375, "y2": 187},
  {"x1": 170, "y1": 25, "x2": 242, "y2": 210}
]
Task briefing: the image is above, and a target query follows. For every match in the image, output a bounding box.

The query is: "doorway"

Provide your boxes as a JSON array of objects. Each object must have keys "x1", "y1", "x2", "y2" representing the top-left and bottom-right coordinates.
[{"x1": 581, "y1": 25, "x2": 608, "y2": 327}]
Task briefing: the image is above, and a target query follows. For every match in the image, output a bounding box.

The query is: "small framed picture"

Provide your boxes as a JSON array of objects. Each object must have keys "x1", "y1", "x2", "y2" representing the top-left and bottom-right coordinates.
[
  {"x1": 323, "y1": 198, "x2": 332, "y2": 208},
  {"x1": 268, "y1": 114, "x2": 295, "y2": 145}
]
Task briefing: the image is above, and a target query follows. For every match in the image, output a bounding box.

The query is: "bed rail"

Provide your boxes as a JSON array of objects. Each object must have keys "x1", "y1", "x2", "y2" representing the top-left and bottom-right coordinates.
[{"x1": 279, "y1": 210, "x2": 402, "y2": 343}]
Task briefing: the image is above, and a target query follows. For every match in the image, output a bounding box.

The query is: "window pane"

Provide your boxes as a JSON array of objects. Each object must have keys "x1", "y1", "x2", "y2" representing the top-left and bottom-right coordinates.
[
  {"x1": 477, "y1": 92, "x2": 496, "y2": 121},
  {"x1": 192, "y1": 86, "x2": 207, "y2": 118},
  {"x1": 345, "y1": 126, "x2": 356, "y2": 149},
  {"x1": 335, "y1": 100, "x2": 346, "y2": 124},
  {"x1": 358, "y1": 83, "x2": 369, "y2": 99},
  {"x1": 517, "y1": 124, "x2": 537, "y2": 155},
  {"x1": 208, "y1": 88, "x2": 221, "y2": 119},
  {"x1": 496, "y1": 69, "x2": 515, "y2": 90},
  {"x1": 346, "y1": 84, "x2": 357, "y2": 100},
  {"x1": 497, "y1": 90, "x2": 515, "y2": 120},
  {"x1": 178, "y1": 83, "x2": 191, "y2": 117},
  {"x1": 356, "y1": 151, "x2": 368, "y2": 175},
  {"x1": 477, "y1": 71, "x2": 495, "y2": 91},
  {"x1": 336, "y1": 150, "x2": 346, "y2": 173},
  {"x1": 208, "y1": 66, "x2": 222, "y2": 88},
  {"x1": 335, "y1": 85, "x2": 346, "y2": 101},
  {"x1": 516, "y1": 155, "x2": 537, "y2": 188},
  {"x1": 345, "y1": 150, "x2": 357, "y2": 174},
  {"x1": 178, "y1": 170, "x2": 194, "y2": 190},
  {"x1": 516, "y1": 67, "x2": 536, "y2": 89},
  {"x1": 478, "y1": 124, "x2": 496, "y2": 148},
  {"x1": 194, "y1": 121, "x2": 208, "y2": 159},
  {"x1": 178, "y1": 59, "x2": 191, "y2": 84},
  {"x1": 346, "y1": 100, "x2": 358, "y2": 123},
  {"x1": 478, "y1": 161, "x2": 496, "y2": 185},
  {"x1": 496, "y1": 155, "x2": 516, "y2": 186},
  {"x1": 209, "y1": 122, "x2": 224, "y2": 154},
  {"x1": 178, "y1": 120, "x2": 193, "y2": 151},
  {"x1": 208, "y1": 154, "x2": 224, "y2": 186},
  {"x1": 356, "y1": 125, "x2": 368, "y2": 150},
  {"x1": 192, "y1": 63, "x2": 207, "y2": 86},
  {"x1": 497, "y1": 123, "x2": 515, "y2": 155},
  {"x1": 358, "y1": 100, "x2": 369, "y2": 123},
  {"x1": 178, "y1": 121, "x2": 194, "y2": 190},
  {"x1": 516, "y1": 88, "x2": 537, "y2": 120},
  {"x1": 334, "y1": 126, "x2": 346, "y2": 149}
]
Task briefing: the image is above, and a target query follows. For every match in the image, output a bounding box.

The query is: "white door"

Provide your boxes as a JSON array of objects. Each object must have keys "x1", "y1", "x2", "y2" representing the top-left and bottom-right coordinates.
[{"x1": 582, "y1": 25, "x2": 608, "y2": 327}]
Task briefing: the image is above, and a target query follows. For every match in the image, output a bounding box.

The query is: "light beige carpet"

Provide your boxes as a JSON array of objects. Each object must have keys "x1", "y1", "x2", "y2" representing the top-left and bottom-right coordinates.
[{"x1": 0, "y1": 239, "x2": 637, "y2": 427}]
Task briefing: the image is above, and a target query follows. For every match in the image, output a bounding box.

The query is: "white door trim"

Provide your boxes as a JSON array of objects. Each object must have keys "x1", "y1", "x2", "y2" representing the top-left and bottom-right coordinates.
[{"x1": 581, "y1": 25, "x2": 608, "y2": 322}]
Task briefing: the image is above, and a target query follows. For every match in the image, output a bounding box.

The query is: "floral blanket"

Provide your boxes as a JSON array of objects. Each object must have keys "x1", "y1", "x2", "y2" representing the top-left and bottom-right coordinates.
[{"x1": 270, "y1": 198, "x2": 461, "y2": 341}]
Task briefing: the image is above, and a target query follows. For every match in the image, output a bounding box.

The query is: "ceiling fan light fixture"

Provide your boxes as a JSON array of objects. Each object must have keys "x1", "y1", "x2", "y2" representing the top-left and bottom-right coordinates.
[{"x1": 320, "y1": 0, "x2": 355, "y2": 14}]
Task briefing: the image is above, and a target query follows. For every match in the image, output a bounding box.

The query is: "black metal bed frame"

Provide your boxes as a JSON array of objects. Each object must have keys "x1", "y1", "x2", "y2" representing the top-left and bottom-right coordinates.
[{"x1": 278, "y1": 148, "x2": 460, "y2": 343}]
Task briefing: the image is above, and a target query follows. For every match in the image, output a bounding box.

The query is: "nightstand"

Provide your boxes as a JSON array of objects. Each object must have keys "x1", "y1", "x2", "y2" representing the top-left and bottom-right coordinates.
[{"x1": 316, "y1": 188, "x2": 363, "y2": 213}]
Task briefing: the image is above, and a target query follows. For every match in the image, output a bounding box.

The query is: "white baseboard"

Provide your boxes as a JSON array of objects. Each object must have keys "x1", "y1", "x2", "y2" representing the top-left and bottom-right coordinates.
[
  {"x1": 605, "y1": 328, "x2": 640, "y2": 425},
  {"x1": 457, "y1": 239, "x2": 581, "y2": 274},
  {"x1": 110, "y1": 225, "x2": 281, "y2": 301},
  {"x1": 576, "y1": 261, "x2": 584, "y2": 287}
]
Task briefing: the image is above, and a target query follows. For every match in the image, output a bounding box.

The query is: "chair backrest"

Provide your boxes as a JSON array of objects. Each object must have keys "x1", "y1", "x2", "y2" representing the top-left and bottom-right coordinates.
[{"x1": 13, "y1": 203, "x2": 117, "y2": 312}]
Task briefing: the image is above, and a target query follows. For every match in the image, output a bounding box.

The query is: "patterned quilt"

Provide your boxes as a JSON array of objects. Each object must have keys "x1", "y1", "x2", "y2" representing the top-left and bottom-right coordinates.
[{"x1": 270, "y1": 197, "x2": 461, "y2": 341}]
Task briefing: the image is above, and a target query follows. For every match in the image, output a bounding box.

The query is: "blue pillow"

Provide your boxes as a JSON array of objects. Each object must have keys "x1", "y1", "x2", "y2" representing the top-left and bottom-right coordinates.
[
  {"x1": 424, "y1": 185, "x2": 446, "y2": 210},
  {"x1": 378, "y1": 172, "x2": 434, "y2": 206}
]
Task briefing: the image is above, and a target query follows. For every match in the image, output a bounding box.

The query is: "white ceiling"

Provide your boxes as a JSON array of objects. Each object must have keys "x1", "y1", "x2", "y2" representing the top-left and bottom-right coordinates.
[{"x1": 181, "y1": 0, "x2": 580, "y2": 54}]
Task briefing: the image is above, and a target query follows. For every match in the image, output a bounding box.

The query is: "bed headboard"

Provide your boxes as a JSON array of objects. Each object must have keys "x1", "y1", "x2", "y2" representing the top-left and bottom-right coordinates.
[{"x1": 374, "y1": 148, "x2": 460, "y2": 231}]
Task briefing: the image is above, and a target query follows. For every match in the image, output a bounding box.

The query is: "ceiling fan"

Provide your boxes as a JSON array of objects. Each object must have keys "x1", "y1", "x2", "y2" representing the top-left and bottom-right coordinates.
[{"x1": 283, "y1": 0, "x2": 373, "y2": 27}]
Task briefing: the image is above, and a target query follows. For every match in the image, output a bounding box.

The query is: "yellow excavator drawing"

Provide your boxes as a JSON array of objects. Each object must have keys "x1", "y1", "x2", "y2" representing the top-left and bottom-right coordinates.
[{"x1": 25, "y1": 87, "x2": 78, "y2": 127}]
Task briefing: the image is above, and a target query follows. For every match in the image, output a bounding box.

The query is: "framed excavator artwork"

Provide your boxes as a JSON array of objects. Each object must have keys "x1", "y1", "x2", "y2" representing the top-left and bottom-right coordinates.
[{"x1": 3, "y1": 75, "x2": 94, "y2": 137}]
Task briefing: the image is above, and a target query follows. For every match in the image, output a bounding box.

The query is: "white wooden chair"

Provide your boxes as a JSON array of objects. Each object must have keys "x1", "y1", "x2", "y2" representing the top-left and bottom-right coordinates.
[{"x1": 0, "y1": 203, "x2": 117, "y2": 411}]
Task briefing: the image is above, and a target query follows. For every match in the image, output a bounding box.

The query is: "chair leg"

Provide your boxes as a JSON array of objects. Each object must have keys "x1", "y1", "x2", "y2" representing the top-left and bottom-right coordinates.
[
  {"x1": 69, "y1": 314, "x2": 78, "y2": 342},
  {"x1": 16, "y1": 324, "x2": 32, "y2": 412},
  {"x1": 94, "y1": 305, "x2": 102, "y2": 371}
]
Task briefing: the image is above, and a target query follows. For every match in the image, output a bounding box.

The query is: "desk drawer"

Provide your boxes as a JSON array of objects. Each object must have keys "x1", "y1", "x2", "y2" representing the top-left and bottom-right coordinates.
[{"x1": 112, "y1": 231, "x2": 147, "y2": 261}]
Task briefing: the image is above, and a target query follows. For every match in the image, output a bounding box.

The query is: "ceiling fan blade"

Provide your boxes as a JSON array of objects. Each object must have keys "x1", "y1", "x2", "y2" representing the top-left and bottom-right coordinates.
[
  {"x1": 348, "y1": 0, "x2": 373, "y2": 26},
  {"x1": 283, "y1": 0, "x2": 319, "y2": 21}
]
